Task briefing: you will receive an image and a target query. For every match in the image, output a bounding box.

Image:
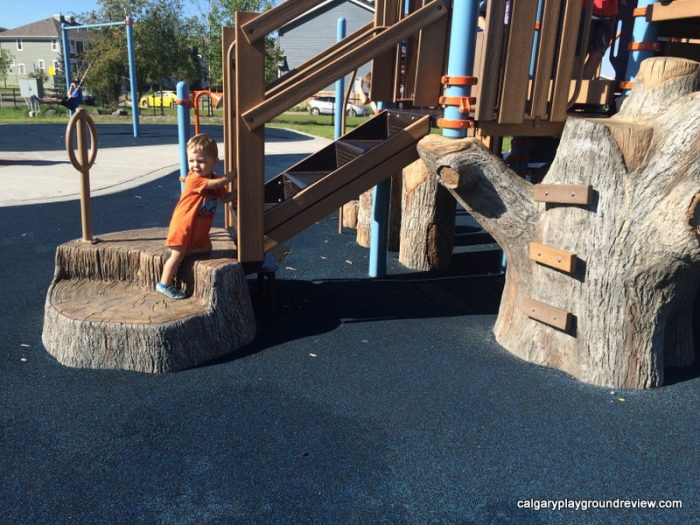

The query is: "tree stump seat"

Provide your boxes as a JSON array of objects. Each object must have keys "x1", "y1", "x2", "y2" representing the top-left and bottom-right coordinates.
[{"x1": 42, "y1": 227, "x2": 255, "y2": 373}]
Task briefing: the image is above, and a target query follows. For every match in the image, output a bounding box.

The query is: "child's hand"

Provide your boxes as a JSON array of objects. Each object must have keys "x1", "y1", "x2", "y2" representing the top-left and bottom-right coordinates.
[
  {"x1": 224, "y1": 169, "x2": 237, "y2": 183},
  {"x1": 221, "y1": 191, "x2": 237, "y2": 204}
]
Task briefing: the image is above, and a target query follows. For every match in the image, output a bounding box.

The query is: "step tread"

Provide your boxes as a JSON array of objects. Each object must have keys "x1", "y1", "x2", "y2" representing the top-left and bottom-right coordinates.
[
  {"x1": 285, "y1": 170, "x2": 330, "y2": 190},
  {"x1": 50, "y1": 278, "x2": 208, "y2": 324}
]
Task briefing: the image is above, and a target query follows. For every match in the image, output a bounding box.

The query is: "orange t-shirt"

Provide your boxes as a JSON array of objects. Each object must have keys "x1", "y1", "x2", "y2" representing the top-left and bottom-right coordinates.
[{"x1": 165, "y1": 172, "x2": 226, "y2": 251}]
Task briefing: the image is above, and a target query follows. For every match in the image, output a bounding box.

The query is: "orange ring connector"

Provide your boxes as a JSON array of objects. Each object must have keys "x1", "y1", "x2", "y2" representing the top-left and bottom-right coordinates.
[
  {"x1": 437, "y1": 118, "x2": 475, "y2": 130},
  {"x1": 175, "y1": 99, "x2": 192, "y2": 106},
  {"x1": 441, "y1": 75, "x2": 478, "y2": 86},
  {"x1": 628, "y1": 41, "x2": 661, "y2": 52},
  {"x1": 438, "y1": 96, "x2": 477, "y2": 114}
]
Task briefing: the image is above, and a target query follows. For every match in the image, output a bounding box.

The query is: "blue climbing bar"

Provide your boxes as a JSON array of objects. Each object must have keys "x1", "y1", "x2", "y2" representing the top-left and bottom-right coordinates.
[
  {"x1": 334, "y1": 17, "x2": 346, "y2": 141},
  {"x1": 176, "y1": 81, "x2": 190, "y2": 192}
]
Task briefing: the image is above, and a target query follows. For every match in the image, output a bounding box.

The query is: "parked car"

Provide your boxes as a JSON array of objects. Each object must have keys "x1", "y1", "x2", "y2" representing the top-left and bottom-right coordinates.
[
  {"x1": 139, "y1": 90, "x2": 178, "y2": 108},
  {"x1": 307, "y1": 96, "x2": 367, "y2": 117}
]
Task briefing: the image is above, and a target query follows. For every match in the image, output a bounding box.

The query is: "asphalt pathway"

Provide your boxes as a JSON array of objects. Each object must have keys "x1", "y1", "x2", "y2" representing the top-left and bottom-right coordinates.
[{"x1": 0, "y1": 122, "x2": 698, "y2": 524}]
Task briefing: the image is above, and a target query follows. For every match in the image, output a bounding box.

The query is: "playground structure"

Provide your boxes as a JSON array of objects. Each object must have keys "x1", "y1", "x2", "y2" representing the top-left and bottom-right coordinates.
[{"x1": 42, "y1": 0, "x2": 700, "y2": 387}]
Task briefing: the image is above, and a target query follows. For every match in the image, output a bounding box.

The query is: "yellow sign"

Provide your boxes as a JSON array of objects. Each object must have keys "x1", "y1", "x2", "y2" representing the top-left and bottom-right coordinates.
[{"x1": 49, "y1": 66, "x2": 56, "y2": 76}]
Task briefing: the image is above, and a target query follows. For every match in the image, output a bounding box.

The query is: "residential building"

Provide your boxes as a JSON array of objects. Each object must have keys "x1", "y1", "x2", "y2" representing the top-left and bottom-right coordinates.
[
  {"x1": 0, "y1": 15, "x2": 91, "y2": 90},
  {"x1": 277, "y1": 0, "x2": 375, "y2": 95}
]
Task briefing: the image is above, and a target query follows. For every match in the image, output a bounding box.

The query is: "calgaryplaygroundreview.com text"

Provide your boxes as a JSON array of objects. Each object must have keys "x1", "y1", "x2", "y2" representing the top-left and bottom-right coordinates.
[{"x1": 517, "y1": 498, "x2": 683, "y2": 512}]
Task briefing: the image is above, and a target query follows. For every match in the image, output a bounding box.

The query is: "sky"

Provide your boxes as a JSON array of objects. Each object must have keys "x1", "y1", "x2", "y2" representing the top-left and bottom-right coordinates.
[{"x1": 0, "y1": 0, "x2": 206, "y2": 30}]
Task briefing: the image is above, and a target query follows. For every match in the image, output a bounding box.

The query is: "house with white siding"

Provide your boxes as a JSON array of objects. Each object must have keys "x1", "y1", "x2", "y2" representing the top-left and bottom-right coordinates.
[
  {"x1": 0, "y1": 15, "x2": 91, "y2": 90},
  {"x1": 277, "y1": 0, "x2": 375, "y2": 95}
]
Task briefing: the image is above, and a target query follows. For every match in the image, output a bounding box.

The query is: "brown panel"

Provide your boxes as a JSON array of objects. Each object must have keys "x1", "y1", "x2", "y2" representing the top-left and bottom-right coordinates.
[
  {"x1": 478, "y1": 119, "x2": 564, "y2": 137},
  {"x1": 530, "y1": 0, "x2": 562, "y2": 117},
  {"x1": 401, "y1": 0, "x2": 422, "y2": 101},
  {"x1": 498, "y1": 0, "x2": 539, "y2": 124},
  {"x1": 569, "y1": 79, "x2": 614, "y2": 105},
  {"x1": 265, "y1": 145, "x2": 419, "y2": 250},
  {"x1": 656, "y1": 20, "x2": 700, "y2": 39},
  {"x1": 243, "y1": 0, "x2": 449, "y2": 129},
  {"x1": 648, "y1": 0, "x2": 700, "y2": 22},
  {"x1": 222, "y1": 27, "x2": 236, "y2": 229},
  {"x1": 241, "y1": 0, "x2": 326, "y2": 43},
  {"x1": 550, "y1": 0, "x2": 583, "y2": 121},
  {"x1": 235, "y1": 12, "x2": 266, "y2": 263},
  {"x1": 521, "y1": 297, "x2": 572, "y2": 332},
  {"x1": 371, "y1": 0, "x2": 401, "y2": 102},
  {"x1": 528, "y1": 241, "x2": 577, "y2": 273},
  {"x1": 265, "y1": 115, "x2": 430, "y2": 231},
  {"x1": 662, "y1": 41, "x2": 700, "y2": 62},
  {"x1": 533, "y1": 183, "x2": 592, "y2": 205},
  {"x1": 412, "y1": 0, "x2": 449, "y2": 107},
  {"x1": 475, "y1": 0, "x2": 508, "y2": 121}
]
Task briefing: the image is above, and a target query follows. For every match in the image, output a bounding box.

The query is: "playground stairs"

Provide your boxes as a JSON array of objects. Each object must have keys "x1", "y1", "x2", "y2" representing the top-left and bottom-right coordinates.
[
  {"x1": 42, "y1": 228, "x2": 256, "y2": 373},
  {"x1": 261, "y1": 110, "x2": 431, "y2": 251}
]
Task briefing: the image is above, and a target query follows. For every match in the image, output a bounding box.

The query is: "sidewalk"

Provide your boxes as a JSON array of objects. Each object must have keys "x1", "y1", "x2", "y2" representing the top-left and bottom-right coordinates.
[{"x1": 0, "y1": 122, "x2": 330, "y2": 206}]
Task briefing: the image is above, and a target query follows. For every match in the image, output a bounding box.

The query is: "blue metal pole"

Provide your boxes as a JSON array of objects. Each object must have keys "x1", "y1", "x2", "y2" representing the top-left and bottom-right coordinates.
[
  {"x1": 125, "y1": 17, "x2": 140, "y2": 138},
  {"x1": 530, "y1": 0, "x2": 544, "y2": 78},
  {"x1": 369, "y1": 99, "x2": 392, "y2": 277},
  {"x1": 177, "y1": 81, "x2": 190, "y2": 193},
  {"x1": 442, "y1": 0, "x2": 480, "y2": 139},
  {"x1": 369, "y1": 179, "x2": 390, "y2": 277},
  {"x1": 61, "y1": 24, "x2": 71, "y2": 92},
  {"x1": 623, "y1": 0, "x2": 658, "y2": 87},
  {"x1": 334, "y1": 17, "x2": 346, "y2": 140}
]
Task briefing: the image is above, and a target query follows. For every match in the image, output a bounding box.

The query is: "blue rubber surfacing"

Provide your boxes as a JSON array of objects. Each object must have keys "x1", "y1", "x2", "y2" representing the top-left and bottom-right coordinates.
[{"x1": 1, "y1": 124, "x2": 698, "y2": 524}]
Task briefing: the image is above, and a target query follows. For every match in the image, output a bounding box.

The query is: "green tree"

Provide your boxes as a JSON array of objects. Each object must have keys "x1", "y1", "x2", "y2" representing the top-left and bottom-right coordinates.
[
  {"x1": 0, "y1": 48, "x2": 13, "y2": 88},
  {"x1": 194, "y1": 0, "x2": 281, "y2": 88},
  {"x1": 137, "y1": 3, "x2": 198, "y2": 91},
  {"x1": 53, "y1": 49, "x2": 67, "y2": 94},
  {"x1": 81, "y1": 0, "x2": 202, "y2": 109}
]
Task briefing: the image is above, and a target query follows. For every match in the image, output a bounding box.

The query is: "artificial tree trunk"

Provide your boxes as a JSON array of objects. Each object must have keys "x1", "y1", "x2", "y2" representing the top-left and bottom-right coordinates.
[
  {"x1": 356, "y1": 173, "x2": 403, "y2": 251},
  {"x1": 417, "y1": 57, "x2": 700, "y2": 389},
  {"x1": 399, "y1": 158, "x2": 456, "y2": 270}
]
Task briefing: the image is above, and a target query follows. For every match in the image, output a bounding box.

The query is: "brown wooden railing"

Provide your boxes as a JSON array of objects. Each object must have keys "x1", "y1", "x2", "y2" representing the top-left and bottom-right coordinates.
[{"x1": 223, "y1": 0, "x2": 447, "y2": 263}]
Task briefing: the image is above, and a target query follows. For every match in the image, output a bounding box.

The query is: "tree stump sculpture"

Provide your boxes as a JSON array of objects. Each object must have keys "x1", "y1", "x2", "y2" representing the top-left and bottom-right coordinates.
[
  {"x1": 399, "y1": 159, "x2": 456, "y2": 270},
  {"x1": 417, "y1": 57, "x2": 700, "y2": 389},
  {"x1": 43, "y1": 228, "x2": 255, "y2": 373}
]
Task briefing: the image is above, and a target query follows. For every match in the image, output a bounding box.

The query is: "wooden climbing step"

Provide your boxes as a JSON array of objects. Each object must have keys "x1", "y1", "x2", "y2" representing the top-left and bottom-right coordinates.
[
  {"x1": 533, "y1": 183, "x2": 593, "y2": 205},
  {"x1": 648, "y1": 0, "x2": 700, "y2": 22},
  {"x1": 521, "y1": 297, "x2": 572, "y2": 332},
  {"x1": 529, "y1": 242, "x2": 577, "y2": 273}
]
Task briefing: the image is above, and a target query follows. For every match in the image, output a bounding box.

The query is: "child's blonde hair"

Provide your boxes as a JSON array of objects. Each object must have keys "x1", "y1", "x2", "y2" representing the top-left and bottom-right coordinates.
[{"x1": 187, "y1": 134, "x2": 218, "y2": 159}]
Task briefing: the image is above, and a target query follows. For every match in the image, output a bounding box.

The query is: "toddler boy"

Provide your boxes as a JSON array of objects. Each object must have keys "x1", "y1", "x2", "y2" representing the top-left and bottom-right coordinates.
[{"x1": 157, "y1": 134, "x2": 236, "y2": 299}]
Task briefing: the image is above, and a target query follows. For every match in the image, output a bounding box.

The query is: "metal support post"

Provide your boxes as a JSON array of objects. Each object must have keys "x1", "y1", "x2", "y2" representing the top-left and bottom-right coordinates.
[
  {"x1": 125, "y1": 17, "x2": 140, "y2": 137},
  {"x1": 177, "y1": 81, "x2": 191, "y2": 192}
]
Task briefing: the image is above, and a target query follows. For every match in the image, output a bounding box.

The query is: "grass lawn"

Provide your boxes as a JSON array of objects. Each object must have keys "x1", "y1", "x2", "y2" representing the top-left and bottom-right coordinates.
[
  {"x1": 0, "y1": 105, "x2": 511, "y2": 152},
  {"x1": 0, "y1": 105, "x2": 369, "y2": 140}
]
